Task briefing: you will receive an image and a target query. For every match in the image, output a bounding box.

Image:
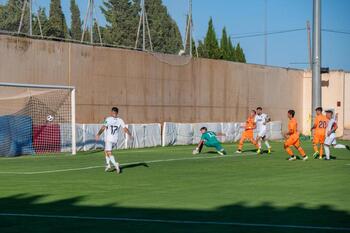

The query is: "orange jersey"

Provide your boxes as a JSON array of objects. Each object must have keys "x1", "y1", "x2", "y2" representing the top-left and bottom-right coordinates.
[
  {"x1": 313, "y1": 115, "x2": 328, "y2": 136},
  {"x1": 288, "y1": 118, "x2": 299, "y2": 136},
  {"x1": 245, "y1": 116, "x2": 255, "y2": 130}
]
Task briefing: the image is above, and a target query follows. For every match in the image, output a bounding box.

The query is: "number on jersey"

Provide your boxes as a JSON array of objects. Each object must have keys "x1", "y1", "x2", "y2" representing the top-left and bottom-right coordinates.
[
  {"x1": 207, "y1": 132, "x2": 215, "y2": 137},
  {"x1": 110, "y1": 125, "x2": 119, "y2": 135},
  {"x1": 318, "y1": 121, "x2": 327, "y2": 128}
]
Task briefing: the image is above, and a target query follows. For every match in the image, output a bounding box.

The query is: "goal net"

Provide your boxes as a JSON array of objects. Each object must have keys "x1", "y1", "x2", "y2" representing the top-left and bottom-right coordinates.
[{"x1": 0, "y1": 83, "x2": 76, "y2": 156}]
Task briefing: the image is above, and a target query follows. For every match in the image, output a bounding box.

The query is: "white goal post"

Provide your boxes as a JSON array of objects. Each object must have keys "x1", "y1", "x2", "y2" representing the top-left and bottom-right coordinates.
[{"x1": 0, "y1": 82, "x2": 76, "y2": 156}]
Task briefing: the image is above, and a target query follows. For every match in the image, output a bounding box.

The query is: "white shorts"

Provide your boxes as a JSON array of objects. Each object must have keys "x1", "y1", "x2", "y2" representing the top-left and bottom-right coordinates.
[
  {"x1": 325, "y1": 134, "x2": 336, "y2": 146},
  {"x1": 257, "y1": 129, "x2": 267, "y2": 138},
  {"x1": 105, "y1": 141, "x2": 117, "y2": 151}
]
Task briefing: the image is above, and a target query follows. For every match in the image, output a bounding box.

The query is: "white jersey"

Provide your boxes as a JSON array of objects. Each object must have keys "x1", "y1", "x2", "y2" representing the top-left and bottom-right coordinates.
[
  {"x1": 326, "y1": 118, "x2": 336, "y2": 137},
  {"x1": 104, "y1": 116, "x2": 125, "y2": 142},
  {"x1": 255, "y1": 113, "x2": 269, "y2": 132},
  {"x1": 325, "y1": 118, "x2": 337, "y2": 145}
]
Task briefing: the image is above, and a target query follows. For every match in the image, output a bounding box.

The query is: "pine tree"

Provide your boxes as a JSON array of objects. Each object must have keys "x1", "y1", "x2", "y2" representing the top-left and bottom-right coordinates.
[
  {"x1": 101, "y1": 0, "x2": 139, "y2": 47},
  {"x1": 197, "y1": 40, "x2": 208, "y2": 58},
  {"x1": 0, "y1": 0, "x2": 29, "y2": 32},
  {"x1": 93, "y1": 20, "x2": 102, "y2": 44},
  {"x1": 235, "y1": 43, "x2": 246, "y2": 63},
  {"x1": 82, "y1": 29, "x2": 91, "y2": 42},
  {"x1": 227, "y1": 36, "x2": 236, "y2": 62},
  {"x1": 45, "y1": 0, "x2": 68, "y2": 38},
  {"x1": 220, "y1": 27, "x2": 230, "y2": 60},
  {"x1": 191, "y1": 38, "x2": 197, "y2": 57},
  {"x1": 203, "y1": 18, "x2": 220, "y2": 59},
  {"x1": 32, "y1": 7, "x2": 48, "y2": 36},
  {"x1": 144, "y1": 0, "x2": 183, "y2": 53},
  {"x1": 70, "y1": 0, "x2": 82, "y2": 41},
  {"x1": 101, "y1": 0, "x2": 182, "y2": 53}
]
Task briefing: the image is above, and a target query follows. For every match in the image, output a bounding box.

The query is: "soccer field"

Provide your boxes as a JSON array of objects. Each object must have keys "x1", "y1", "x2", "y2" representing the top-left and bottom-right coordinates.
[{"x1": 0, "y1": 141, "x2": 349, "y2": 233}]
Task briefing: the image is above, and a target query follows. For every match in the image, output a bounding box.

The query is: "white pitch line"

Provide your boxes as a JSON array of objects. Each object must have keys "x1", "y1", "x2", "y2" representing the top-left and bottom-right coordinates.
[
  {"x1": 0, "y1": 166, "x2": 105, "y2": 175},
  {"x1": 0, "y1": 147, "x2": 192, "y2": 160},
  {"x1": 0, "y1": 213, "x2": 349, "y2": 231},
  {"x1": 0, "y1": 153, "x2": 257, "y2": 175}
]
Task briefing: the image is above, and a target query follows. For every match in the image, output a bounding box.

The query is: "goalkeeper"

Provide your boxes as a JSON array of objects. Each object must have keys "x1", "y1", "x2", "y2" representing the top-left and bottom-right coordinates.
[{"x1": 193, "y1": 127, "x2": 227, "y2": 155}]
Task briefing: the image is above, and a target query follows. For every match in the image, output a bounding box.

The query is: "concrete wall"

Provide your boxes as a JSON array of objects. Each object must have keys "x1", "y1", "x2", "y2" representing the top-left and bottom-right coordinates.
[
  {"x1": 302, "y1": 71, "x2": 350, "y2": 137},
  {"x1": 0, "y1": 35, "x2": 349, "y2": 136},
  {"x1": 344, "y1": 72, "x2": 350, "y2": 129}
]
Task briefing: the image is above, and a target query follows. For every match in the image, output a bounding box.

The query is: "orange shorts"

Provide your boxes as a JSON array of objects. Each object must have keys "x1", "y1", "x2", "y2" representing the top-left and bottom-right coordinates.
[
  {"x1": 284, "y1": 134, "x2": 301, "y2": 148},
  {"x1": 313, "y1": 134, "x2": 325, "y2": 144},
  {"x1": 241, "y1": 130, "x2": 254, "y2": 141}
]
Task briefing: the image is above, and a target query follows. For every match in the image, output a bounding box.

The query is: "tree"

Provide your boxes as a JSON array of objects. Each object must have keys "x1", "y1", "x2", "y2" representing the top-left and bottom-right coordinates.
[
  {"x1": 183, "y1": 14, "x2": 194, "y2": 55},
  {"x1": 144, "y1": 0, "x2": 183, "y2": 53},
  {"x1": 93, "y1": 20, "x2": 103, "y2": 43},
  {"x1": 70, "y1": 0, "x2": 82, "y2": 40},
  {"x1": 195, "y1": 19, "x2": 246, "y2": 62},
  {"x1": 101, "y1": 0, "x2": 139, "y2": 47},
  {"x1": 0, "y1": 0, "x2": 29, "y2": 32},
  {"x1": 235, "y1": 43, "x2": 246, "y2": 63},
  {"x1": 220, "y1": 27, "x2": 230, "y2": 60},
  {"x1": 197, "y1": 40, "x2": 208, "y2": 58},
  {"x1": 234, "y1": 43, "x2": 240, "y2": 62},
  {"x1": 191, "y1": 38, "x2": 197, "y2": 57},
  {"x1": 203, "y1": 18, "x2": 220, "y2": 59},
  {"x1": 227, "y1": 36, "x2": 236, "y2": 62},
  {"x1": 101, "y1": 0, "x2": 182, "y2": 53},
  {"x1": 45, "y1": 0, "x2": 68, "y2": 38},
  {"x1": 33, "y1": 7, "x2": 48, "y2": 36}
]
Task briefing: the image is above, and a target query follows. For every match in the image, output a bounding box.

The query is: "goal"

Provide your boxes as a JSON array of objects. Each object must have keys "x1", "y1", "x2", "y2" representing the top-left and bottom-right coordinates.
[{"x1": 0, "y1": 82, "x2": 76, "y2": 156}]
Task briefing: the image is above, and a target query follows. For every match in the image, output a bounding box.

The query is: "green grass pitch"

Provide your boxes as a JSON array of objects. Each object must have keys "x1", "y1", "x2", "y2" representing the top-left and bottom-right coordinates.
[{"x1": 0, "y1": 141, "x2": 349, "y2": 233}]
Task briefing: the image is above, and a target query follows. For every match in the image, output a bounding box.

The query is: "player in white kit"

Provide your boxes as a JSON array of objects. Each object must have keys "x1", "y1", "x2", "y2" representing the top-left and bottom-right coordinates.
[
  {"x1": 255, "y1": 107, "x2": 272, "y2": 154},
  {"x1": 323, "y1": 110, "x2": 350, "y2": 160},
  {"x1": 96, "y1": 107, "x2": 132, "y2": 173}
]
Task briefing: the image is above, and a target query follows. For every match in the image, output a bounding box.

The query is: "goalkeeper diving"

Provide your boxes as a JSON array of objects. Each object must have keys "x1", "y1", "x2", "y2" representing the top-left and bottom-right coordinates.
[{"x1": 193, "y1": 127, "x2": 227, "y2": 155}]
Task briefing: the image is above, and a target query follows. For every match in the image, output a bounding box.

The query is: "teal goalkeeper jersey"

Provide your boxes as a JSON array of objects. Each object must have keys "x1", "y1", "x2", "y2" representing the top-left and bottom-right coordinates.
[{"x1": 201, "y1": 131, "x2": 220, "y2": 145}]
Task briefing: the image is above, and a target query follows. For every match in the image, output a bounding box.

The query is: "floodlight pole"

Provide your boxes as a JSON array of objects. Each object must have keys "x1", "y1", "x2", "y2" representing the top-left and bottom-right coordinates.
[
  {"x1": 312, "y1": 0, "x2": 322, "y2": 119},
  {"x1": 18, "y1": 0, "x2": 41, "y2": 36},
  {"x1": 307, "y1": 20, "x2": 312, "y2": 70},
  {"x1": 29, "y1": 0, "x2": 32, "y2": 35},
  {"x1": 90, "y1": 0, "x2": 94, "y2": 43},
  {"x1": 81, "y1": 0, "x2": 103, "y2": 44},
  {"x1": 18, "y1": 0, "x2": 27, "y2": 34},
  {"x1": 142, "y1": 0, "x2": 146, "y2": 51},
  {"x1": 81, "y1": 0, "x2": 90, "y2": 42},
  {"x1": 189, "y1": 0, "x2": 192, "y2": 57},
  {"x1": 135, "y1": 0, "x2": 153, "y2": 51},
  {"x1": 264, "y1": 0, "x2": 267, "y2": 65}
]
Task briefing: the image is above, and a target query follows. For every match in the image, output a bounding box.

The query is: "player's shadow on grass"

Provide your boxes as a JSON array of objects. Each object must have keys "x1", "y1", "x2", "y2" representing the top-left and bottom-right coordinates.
[
  {"x1": 121, "y1": 162, "x2": 149, "y2": 171},
  {"x1": 242, "y1": 149, "x2": 258, "y2": 153},
  {"x1": 206, "y1": 151, "x2": 220, "y2": 154},
  {"x1": 107, "y1": 162, "x2": 149, "y2": 173},
  {"x1": 0, "y1": 194, "x2": 349, "y2": 233}
]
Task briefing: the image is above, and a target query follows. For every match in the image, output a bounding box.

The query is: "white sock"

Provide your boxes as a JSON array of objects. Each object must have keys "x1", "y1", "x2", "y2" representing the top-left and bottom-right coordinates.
[
  {"x1": 334, "y1": 144, "x2": 346, "y2": 149},
  {"x1": 109, "y1": 155, "x2": 119, "y2": 168},
  {"x1": 324, "y1": 145, "x2": 330, "y2": 160},
  {"x1": 264, "y1": 140, "x2": 271, "y2": 149},
  {"x1": 258, "y1": 139, "x2": 262, "y2": 149},
  {"x1": 105, "y1": 156, "x2": 111, "y2": 167}
]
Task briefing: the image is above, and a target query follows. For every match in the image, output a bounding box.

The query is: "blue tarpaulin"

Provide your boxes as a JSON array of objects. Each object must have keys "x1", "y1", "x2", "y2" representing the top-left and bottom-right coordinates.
[{"x1": 0, "y1": 115, "x2": 35, "y2": 157}]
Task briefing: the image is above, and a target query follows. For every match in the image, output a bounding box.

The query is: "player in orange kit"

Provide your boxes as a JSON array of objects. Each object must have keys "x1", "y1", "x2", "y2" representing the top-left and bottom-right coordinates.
[
  {"x1": 311, "y1": 107, "x2": 328, "y2": 159},
  {"x1": 236, "y1": 110, "x2": 259, "y2": 153},
  {"x1": 284, "y1": 110, "x2": 308, "y2": 161}
]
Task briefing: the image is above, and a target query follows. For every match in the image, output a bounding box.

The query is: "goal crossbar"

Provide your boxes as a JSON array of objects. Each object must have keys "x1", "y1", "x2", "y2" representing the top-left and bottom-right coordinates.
[
  {"x1": 0, "y1": 82, "x2": 76, "y2": 155},
  {"x1": 0, "y1": 82, "x2": 75, "y2": 90}
]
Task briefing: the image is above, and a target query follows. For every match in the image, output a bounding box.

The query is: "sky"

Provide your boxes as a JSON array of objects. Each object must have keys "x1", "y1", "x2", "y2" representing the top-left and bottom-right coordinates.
[{"x1": 3, "y1": 0, "x2": 350, "y2": 70}]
